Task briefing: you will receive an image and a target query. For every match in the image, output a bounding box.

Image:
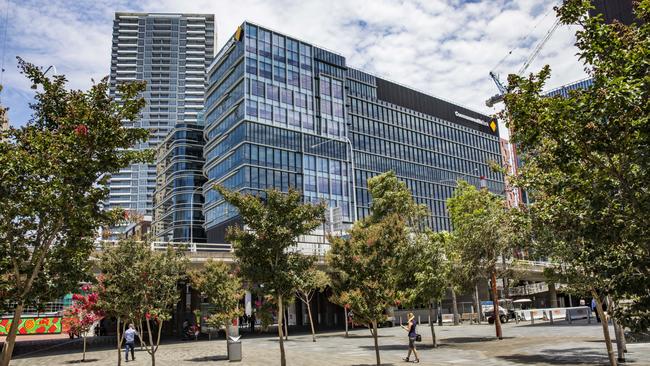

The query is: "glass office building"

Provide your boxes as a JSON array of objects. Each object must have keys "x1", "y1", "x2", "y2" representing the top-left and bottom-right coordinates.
[
  {"x1": 545, "y1": 78, "x2": 594, "y2": 98},
  {"x1": 107, "y1": 13, "x2": 214, "y2": 232},
  {"x1": 203, "y1": 22, "x2": 503, "y2": 241},
  {"x1": 153, "y1": 122, "x2": 207, "y2": 242}
]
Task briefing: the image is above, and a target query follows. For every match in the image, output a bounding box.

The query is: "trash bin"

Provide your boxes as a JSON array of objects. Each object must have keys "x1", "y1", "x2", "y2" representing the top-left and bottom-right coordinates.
[{"x1": 227, "y1": 337, "x2": 242, "y2": 362}]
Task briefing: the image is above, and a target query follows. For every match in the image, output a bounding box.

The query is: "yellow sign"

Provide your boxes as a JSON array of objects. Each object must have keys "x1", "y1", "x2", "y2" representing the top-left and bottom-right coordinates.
[
  {"x1": 234, "y1": 26, "x2": 243, "y2": 42},
  {"x1": 490, "y1": 120, "x2": 497, "y2": 132}
]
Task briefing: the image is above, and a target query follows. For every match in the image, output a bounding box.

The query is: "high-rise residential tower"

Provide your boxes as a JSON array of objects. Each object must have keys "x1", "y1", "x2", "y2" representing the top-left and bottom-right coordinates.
[
  {"x1": 202, "y1": 22, "x2": 503, "y2": 242},
  {"x1": 107, "y1": 12, "x2": 214, "y2": 237}
]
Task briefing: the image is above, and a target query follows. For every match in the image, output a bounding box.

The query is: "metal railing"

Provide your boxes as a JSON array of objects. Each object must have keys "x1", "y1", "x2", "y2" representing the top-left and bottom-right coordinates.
[{"x1": 95, "y1": 240, "x2": 329, "y2": 257}]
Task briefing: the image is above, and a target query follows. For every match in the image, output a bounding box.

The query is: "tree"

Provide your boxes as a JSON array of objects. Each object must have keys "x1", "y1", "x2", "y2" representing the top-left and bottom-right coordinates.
[
  {"x1": 396, "y1": 229, "x2": 450, "y2": 348},
  {"x1": 215, "y1": 186, "x2": 325, "y2": 366},
  {"x1": 328, "y1": 171, "x2": 420, "y2": 366},
  {"x1": 96, "y1": 239, "x2": 149, "y2": 366},
  {"x1": 139, "y1": 246, "x2": 188, "y2": 366},
  {"x1": 62, "y1": 284, "x2": 104, "y2": 362},
  {"x1": 0, "y1": 59, "x2": 150, "y2": 366},
  {"x1": 447, "y1": 181, "x2": 517, "y2": 340},
  {"x1": 295, "y1": 266, "x2": 329, "y2": 342},
  {"x1": 503, "y1": 1, "x2": 650, "y2": 364},
  {"x1": 190, "y1": 260, "x2": 244, "y2": 342},
  {"x1": 445, "y1": 233, "x2": 485, "y2": 326}
]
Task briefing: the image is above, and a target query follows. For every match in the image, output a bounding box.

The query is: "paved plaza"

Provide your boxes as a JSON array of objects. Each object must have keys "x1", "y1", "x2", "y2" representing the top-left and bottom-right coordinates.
[{"x1": 9, "y1": 321, "x2": 650, "y2": 366}]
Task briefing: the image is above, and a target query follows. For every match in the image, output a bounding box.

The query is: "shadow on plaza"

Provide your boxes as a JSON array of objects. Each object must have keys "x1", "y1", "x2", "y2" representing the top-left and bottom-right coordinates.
[
  {"x1": 497, "y1": 347, "x2": 610, "y2": 365},
  {"x1": 64, "y1": 359, "x2": 100, "y2": 364},
  {"x1": 359, "y1": 343, "x2": 440, "y2": 351},
  {"x1": 186, "y1": 355, "x2": 228, "y2": 362},
  {"x1": 443, "y1": 336, "x2": 514, "y2": 343}
]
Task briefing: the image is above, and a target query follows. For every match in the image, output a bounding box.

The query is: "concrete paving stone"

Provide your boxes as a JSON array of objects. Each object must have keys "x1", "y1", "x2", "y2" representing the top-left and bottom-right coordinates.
[{"x1": 8, "y1": 320, "x2": 650, "y2": 366}]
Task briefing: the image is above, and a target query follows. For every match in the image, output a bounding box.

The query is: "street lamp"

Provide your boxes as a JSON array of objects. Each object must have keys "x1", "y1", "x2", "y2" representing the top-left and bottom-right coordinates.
[
  {"x1": 310, "y1": 136, "x2": 358, "y2": 223},
  {"x1": 189, "y1": 186, "x2": 203, "y2": 249}
]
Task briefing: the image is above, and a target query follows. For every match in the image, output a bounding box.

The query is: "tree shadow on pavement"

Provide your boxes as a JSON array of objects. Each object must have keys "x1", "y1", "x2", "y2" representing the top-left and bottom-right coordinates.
[
  {"x1": 64, "y1": 359, "x2": 100, "y2": 364},
  {"x1": 443, "y1": 336, "x2": 514, "y2": 343},
  {"x1": 351, "y1": 364, "x2": 396, "y2": 366},
  {"x1": 358, "y1": 343, "x2": 439, "y2": 351},
  {"x1": 497, "y1": 347, "x2": 609, "y2": 365},
  {"x1": 185, "y1": 355, "x2": 228, "y2": 362}
]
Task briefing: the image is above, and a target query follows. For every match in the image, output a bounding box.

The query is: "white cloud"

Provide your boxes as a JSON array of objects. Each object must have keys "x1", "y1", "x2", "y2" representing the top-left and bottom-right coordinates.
[{"x1": 1, "y1": 0, "x2": 588, "y2": 129}]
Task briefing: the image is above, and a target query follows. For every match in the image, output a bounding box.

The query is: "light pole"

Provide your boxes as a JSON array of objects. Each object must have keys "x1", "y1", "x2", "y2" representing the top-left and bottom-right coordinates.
[
  {"x1": 189, "y1": 186, "x2": 203, "y2": 250},
  {"x1": 310, "y1": 136, "x2": 358, "y2": 223}
]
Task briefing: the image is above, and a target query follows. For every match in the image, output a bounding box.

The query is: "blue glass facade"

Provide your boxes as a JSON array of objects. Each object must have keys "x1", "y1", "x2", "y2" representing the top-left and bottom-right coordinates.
[
  {"x1": 545, "y1": 78, "x2": 594, "y2": 98},
  {"x1": 153, "y1": 123, "x2": 207, "y2": 242},
  {"x1": 203, "y1": 22, "x2": 503, "y2": 240}
]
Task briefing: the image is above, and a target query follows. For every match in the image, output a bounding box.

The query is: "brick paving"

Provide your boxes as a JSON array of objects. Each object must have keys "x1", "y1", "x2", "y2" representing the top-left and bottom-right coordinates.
[{"x1": 8, "y1": 320, "x2": 650, "y2": 365}]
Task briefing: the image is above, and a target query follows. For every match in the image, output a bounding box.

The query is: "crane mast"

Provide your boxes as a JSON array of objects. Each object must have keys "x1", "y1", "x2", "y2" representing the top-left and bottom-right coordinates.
[{"x1": 486, "y1": 17, "x2": 561, "y2": 107}]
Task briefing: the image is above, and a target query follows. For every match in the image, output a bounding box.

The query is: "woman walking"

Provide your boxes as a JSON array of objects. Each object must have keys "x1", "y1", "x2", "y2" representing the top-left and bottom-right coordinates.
[{"x1": 401, "y1": 312, "x2": 420, "y2": 363}]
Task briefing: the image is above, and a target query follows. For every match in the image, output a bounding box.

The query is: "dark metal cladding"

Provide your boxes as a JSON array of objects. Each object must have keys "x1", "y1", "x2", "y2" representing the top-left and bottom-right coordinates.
[
  {"x1": 590, "y1": 0, "x2": 639, "y2": 25},
  {"x1": 375, "y1": 78, "x2": 498, "y2": 136}
]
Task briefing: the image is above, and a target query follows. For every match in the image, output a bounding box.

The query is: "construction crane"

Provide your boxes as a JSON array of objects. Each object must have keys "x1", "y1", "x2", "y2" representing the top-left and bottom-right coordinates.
[{"x1": 486, "y1": 17, "x2": 562, "y2": 107}]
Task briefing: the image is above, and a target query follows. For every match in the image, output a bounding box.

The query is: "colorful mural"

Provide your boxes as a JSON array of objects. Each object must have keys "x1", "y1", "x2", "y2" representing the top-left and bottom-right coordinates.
[{"x1": 0, "y1": 317, "x2": 62, "y2": 335}]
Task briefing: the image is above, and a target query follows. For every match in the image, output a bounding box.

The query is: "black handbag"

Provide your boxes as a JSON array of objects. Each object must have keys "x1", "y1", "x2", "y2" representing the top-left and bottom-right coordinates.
[{"x1": 415, "y1": 334, "x2": 422, "y2": 342}]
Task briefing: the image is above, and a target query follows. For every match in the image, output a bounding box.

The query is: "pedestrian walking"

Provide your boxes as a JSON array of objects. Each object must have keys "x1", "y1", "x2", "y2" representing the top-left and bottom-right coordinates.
[
  {"x1": 401, "y1": 312, "x2": 420, "y2": 363},
  {"x1": 591, "y1": 298, "x2": 601, "y2": 322},
  {"x1": 123, "y1": 323, "x2": 138, "y2": 362}
]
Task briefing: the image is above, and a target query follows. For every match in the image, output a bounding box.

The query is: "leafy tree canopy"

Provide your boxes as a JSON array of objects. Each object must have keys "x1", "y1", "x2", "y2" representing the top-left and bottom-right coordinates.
[{"x1": 503, "y1": 0, "x2": 650, "y2": 331}]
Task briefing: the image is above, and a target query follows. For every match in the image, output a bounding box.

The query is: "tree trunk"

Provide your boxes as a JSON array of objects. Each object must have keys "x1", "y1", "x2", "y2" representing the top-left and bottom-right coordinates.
[
  {"x1": 277, "y1": 295, "x2": 286, "y2": 366},
  {"x1": 284, "y1": 308, "x2": 289, "y2": 340},
  {"x1": 608, "y1": 297, "x2": 626, "y2": 363},
  {"x1": 474, "y1": 283, "x2": 482, "y2": 324},
  {"x1": 428, "y1": 303, "x2": 437, "y2": 348},
  {"x1": 137, "y1": 322, "x2": 145, "y2": 351},
  {"x1": 0, "y1": 303, "x2": 24, "y2": 366},
  {"x1": 592, "y1": 291, "x2": 616, "y2": 366},
  {"x1": 116, "y1": 317, "x2": 123, "y2": 366},
  {"x1": 146, "y1": 317, "x2": 157, "y2": 365},
  {"x1": 491, "y1": 271, "x2": 502, "y2": 340},
  {"x1": 83, "y1": 335, "x2": 87, "y2": 362},
  {"x1": 371, "y1": 320, "x2": 381, "y2": 366},
  {"x1": 451, "y1": 287, "x2": 459, "y2": 325},
  {"x1": 307, "y1": 302, "x2": 316, "y2": 342}
]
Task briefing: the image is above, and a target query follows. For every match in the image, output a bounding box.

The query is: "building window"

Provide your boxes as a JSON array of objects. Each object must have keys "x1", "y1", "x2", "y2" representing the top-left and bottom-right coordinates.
[
  {"x1": 267, "y1": 84, "x2": 279, "y2": 101},
  {"x1": 320, "y1": 78, "x2": 331, "y2": 96},
  {"x1": 246, "y1": 57, "x2": 257, "y2": 75},
  {"x1": 260, "y1": 103, "x2": 272, "y2": 121},
  {"x1": 259, "y1": 61, "x2": 272, "y2": 79},
  {"x1": 246, "y1": 100, "x2": 258, "y2": 117},
  {"x1": 251, "y1": 79, "x2": 264, "y2": 97},
  {"x1": 288, "y1": 70, "x2": 300, "y2": 87},
  {"x1": 280, "y1": 88, "x2": 293, "y2": 105},
  {"x1": 300, "y1": 74, "x2": 312, "y2": 91}
]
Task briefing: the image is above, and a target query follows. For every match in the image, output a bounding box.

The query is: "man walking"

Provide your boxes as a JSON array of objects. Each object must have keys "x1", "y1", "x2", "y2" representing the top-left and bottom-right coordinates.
[{"x1": 124, "y1": 323, "x2": 138, "y2": 362}]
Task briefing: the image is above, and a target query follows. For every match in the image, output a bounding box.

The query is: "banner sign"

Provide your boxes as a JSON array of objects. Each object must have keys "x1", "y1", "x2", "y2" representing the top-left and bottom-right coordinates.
[{"x1": 0, "y1": 316, "x2": 62, "y2": 335}]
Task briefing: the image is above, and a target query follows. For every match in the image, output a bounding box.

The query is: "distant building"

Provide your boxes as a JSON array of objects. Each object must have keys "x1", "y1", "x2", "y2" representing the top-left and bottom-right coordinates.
[
  {"x1": 106, "y1": 12, "x2": 214, "y2": 238},
  {"x1": 123, "y1": 215, "x2": 152, "y2": 240},
  {"x1": 202, "y1": 22, "x2": 504, "y2": 242},
  {"x1": 152, "y1": 122, "x2": 206, "y2": 243},
  {"x1": 545, "y1": 78, "x2": 594, "y2": 98},
  {"x1": 591, "y1": 0, "x2": 639, "y2": 25}
]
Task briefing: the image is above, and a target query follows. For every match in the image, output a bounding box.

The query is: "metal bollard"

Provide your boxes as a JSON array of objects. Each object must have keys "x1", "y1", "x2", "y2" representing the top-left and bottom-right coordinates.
[
  {"x1": 549, "y1": 310, "x2": 554, "y2": 324},
  {"x1": 569, "y1": 310, "x2": 573, "y2": 324},
  {"x1": 428, "y1": 315, "x2": 431, "y2": 324},
  {"x1": 587, "y1": 309, "x2": 591, "y2": 324},
  {"x1": 531, "y1": 311, "x2": 535, "y2": 325},
  {"x1": 418, "y1": 315, "x2": 421, "y2": 324},
  {"x1": 399, "y1": 316, "x2": 402, "y2": 325}
]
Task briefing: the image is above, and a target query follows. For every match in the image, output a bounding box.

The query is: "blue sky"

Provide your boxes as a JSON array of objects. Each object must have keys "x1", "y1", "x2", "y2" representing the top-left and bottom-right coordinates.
[{"x1": 0, "y1": 0, "x2": 587, "y2": 129}]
